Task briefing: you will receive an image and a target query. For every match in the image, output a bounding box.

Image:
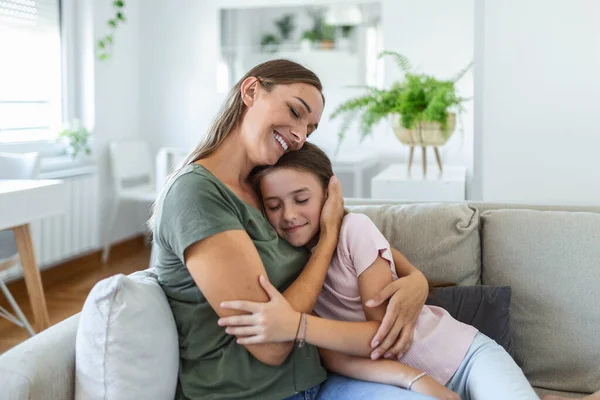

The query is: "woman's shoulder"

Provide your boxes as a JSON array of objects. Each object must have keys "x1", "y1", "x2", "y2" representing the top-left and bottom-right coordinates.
[{"x1": 163, "y1": 164, "x2": 225, "y2": 200}]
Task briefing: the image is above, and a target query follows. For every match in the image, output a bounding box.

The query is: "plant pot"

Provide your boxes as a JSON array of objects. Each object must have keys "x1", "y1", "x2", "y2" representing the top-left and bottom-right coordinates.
[
  {"x1": 391, "y1": 113, "x2": 456, "y2": 146},
  {"x1": 320, "y1": 40, "x2": 335, "y2": 50}
]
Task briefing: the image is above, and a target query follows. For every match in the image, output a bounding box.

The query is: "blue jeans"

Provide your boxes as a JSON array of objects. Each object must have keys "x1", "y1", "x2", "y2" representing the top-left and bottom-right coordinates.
[
  {"x1": 285, "y1": 375, "x2": 433, "y2": 399},
  {"x1": 319, "y1": 374, "x2": 433, "y2": 400},
  {"x1": 446, "y1": 333, "x2": 538, "y2": 400}
]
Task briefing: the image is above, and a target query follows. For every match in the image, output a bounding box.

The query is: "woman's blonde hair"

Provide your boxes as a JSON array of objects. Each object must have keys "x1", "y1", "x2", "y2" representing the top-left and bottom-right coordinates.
[{"x1": 149, "y1": 59, "x2": 323, "y2": 232}]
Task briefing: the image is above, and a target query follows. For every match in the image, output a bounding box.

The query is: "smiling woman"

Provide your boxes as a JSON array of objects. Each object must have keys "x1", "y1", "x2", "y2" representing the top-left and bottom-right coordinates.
[{"x1": 149, "y1": 59, "x2": 429, "y2": 400}]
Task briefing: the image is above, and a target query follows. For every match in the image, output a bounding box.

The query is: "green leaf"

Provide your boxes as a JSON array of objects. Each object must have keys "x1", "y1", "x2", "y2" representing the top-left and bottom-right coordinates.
[
  {"x1": 98, "y1": 40, "x2": 105, "y2": 49},
  {"x1": 114, "y1": 0, "x2": 124, "y2": 7},
  {"x1": 98, "y1": 53, "x2": 111, "y2": 61},
  {"x1": 105, "y1": 34, "x2": 113, "y2": 44},
  {"x1": 117, "y1": 12, "x2": 126, "y2": 22},
  {"x1": 451, "y1": 61, "x2": 473, "y2": 83},
  {"x1": 108, "y1": 19, "x2": 117, "y2": 28},
  {"x1": 378, "y1": 50, "x2": 412, "y2": 72}
]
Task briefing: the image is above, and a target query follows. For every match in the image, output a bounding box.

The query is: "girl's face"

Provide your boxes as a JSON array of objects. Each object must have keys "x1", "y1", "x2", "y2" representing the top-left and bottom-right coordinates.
[
  {"x1": 259, "y1": 168, "x2": 326, "y2": 247},
  {"x1": 240, "y1": 80, "x2": 323, "y2": 166}
]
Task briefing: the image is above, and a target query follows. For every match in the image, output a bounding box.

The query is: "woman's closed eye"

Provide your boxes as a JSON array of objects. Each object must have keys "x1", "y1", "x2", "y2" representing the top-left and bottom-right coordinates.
[
  {"x1": 295, "y1": 198, "x2": 309, "y2": 204},
  {"x1": 289, "y1": 106, "x2": 299, "y2": 119}
]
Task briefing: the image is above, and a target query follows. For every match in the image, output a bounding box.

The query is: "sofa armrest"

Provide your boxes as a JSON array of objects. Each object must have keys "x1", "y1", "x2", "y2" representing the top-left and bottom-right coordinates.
[{"x1": 0, "y1": 313, "x2": 79, "y2": 400}]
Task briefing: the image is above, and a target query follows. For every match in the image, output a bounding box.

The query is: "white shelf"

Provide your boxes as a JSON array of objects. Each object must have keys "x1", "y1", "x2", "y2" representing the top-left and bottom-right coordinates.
[{"x1": 371, "y1": 164, "x2": 466, "y2": 202}]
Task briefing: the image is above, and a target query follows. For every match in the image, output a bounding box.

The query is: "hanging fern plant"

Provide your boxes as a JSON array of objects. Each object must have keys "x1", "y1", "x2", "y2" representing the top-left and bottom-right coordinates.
[
  {"x1": 97, "y1": 0, "x2": 127, "y2": 61},
  {"x1": 331, "y1": 51, "x2": 472, "y2": 146}
]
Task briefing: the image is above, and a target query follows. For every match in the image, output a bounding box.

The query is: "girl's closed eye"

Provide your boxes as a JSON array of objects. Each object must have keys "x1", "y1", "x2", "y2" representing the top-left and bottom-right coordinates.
[
  {"x1": 296, "y1": 198, "x2": 309, "y2": 204},
  {"x1": 265, "y1": 201, "x2": 281, "y2": 211}
]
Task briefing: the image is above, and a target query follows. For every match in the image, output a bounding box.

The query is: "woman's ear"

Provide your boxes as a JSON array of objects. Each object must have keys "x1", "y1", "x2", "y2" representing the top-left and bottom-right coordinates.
[{"x1": 240, "y1": 77, "x2": 259, "y2": 107}]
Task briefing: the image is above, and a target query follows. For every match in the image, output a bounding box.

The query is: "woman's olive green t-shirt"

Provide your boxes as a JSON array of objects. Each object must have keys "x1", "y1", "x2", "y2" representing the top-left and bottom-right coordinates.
[{"x1": 154, "y1": 164, "x2": 326, "y2": 400}]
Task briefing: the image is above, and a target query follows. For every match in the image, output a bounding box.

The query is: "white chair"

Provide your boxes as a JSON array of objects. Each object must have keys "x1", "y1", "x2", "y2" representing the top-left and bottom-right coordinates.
[
  {"x1": 102, "y1": 140, "x2": 157, "y2": 263},
  {"x1": 155, "y1": 147, "x2": 188, "y2": 192},
  {"x1": 0, "y1": 152, "x2": 40, "y2": 337}
]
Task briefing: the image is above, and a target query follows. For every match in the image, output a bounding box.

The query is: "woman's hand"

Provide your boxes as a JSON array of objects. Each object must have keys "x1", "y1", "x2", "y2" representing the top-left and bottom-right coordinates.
[
  {"x1": 319, "y1": 175, "x2": 344, "y2": 239},
  {"x1": 219, "y1": 275, "x2": 300, "y2": 344},
  {"x1": 365, "y1": 271, "x2": 428, "y2": 360},
  {"x1": 410, "y1": 375, "x2": 460, "y2": 400}
]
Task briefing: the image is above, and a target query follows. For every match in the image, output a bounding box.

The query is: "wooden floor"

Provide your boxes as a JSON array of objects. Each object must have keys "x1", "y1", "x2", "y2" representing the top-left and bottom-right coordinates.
[{"x1": 0, "y1": 236, "x2": 150, "y2": 354}]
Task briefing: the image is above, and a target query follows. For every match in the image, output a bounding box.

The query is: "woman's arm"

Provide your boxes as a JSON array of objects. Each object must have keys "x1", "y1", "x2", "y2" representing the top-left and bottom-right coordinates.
[
  {"x1": 280, "y1": 175, "x2": 344, "y2": 313},
  {"x1": 185, "y1": 231, "x2": 294, "y2": 366},
  {"x1": 365, "y1": 247, "x2": 428, "y2": 359},
  {"x1": 185, "y1": 177, "x2": 343, "y2": 367}
]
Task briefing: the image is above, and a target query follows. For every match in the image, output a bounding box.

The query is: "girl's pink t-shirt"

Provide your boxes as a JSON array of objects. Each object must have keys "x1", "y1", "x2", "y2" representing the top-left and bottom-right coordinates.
[{"x1": 313, "y1": 213, "x2": 478, "y2": 385}]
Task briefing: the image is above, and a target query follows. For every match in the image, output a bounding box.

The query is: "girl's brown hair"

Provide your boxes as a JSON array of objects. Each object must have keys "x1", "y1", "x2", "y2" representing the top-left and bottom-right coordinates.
[
  {"x1": 149, "y1": 59, "x2": 323, "y2": 231},
  {"x1": 251, "y1": 142, "x2": 334, "y2": 193}
]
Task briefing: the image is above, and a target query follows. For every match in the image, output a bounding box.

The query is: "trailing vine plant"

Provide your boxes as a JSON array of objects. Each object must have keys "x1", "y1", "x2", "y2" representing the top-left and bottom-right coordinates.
[{"x1": 97, "y1": 0, "x2": 126, "y2": 61}]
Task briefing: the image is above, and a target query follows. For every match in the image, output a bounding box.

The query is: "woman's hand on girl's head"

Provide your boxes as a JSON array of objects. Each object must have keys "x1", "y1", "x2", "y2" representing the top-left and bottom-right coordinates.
[
  {"x1": 319, "y1": 175, "x2": 344, "y2": 240},
  {"x1": 219, "y1": 275, "x2": 301, "y2": 344}
]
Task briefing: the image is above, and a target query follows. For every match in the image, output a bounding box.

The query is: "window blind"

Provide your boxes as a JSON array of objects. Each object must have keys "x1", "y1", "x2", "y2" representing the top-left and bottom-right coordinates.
[
  {"x1": 0, "y1": 0, "x2": 62, "y2": 142},
  {"x1": 0, "y1": 0, "x2": 60, "y2": 31}
]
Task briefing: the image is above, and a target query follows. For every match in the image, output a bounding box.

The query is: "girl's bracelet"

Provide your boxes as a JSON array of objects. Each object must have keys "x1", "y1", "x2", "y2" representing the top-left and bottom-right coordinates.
[{"x1": 407, "y1": 372, "x2": 427, "y2": 390}]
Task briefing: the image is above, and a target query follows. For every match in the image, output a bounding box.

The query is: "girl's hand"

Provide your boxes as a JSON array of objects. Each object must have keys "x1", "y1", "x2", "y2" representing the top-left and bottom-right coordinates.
[
  {"x1": 319, "y1": 175, "x2": 344, "y2": 239},
  {"x1": 410, "y1": 375, "x2": 460, "y2": 400},
  {"x1": 219, "y1": 275, "x2": 300, "y2": 344},
  {"x1": 366, "y1": 272, "x2": 428, "y2": 360}
]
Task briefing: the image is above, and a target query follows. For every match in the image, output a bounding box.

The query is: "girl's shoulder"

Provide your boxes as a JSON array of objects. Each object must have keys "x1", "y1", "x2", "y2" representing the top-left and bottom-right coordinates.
[{"x1": 340, "y1": 212, "x2": 378, "y2": 234}]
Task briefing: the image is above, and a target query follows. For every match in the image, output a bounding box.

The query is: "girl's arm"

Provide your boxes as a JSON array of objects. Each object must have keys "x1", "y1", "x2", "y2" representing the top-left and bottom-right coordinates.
[{"x1": 319, "y1": 349, "x2": 460, "y2": 400}]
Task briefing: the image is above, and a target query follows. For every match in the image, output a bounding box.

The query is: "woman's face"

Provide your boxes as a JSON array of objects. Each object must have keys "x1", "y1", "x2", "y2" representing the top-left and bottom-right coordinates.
[
  {"x1": 259, "y1": 168, "x2": 326, "y2": 248},
  {"x1": 240, "y1": 80, "x2": 323, "y2": 166}
]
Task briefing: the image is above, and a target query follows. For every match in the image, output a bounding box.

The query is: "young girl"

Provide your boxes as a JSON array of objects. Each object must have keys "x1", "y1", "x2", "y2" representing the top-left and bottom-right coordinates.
[{"x1": 219, "y1": 142, "x2": 541, "y2": 400}]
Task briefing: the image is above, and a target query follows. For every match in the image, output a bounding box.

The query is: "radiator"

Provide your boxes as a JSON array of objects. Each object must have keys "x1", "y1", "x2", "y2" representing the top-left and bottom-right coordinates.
[{"x1": 31, "y1": 171, "x2": 100, "y2": 268}]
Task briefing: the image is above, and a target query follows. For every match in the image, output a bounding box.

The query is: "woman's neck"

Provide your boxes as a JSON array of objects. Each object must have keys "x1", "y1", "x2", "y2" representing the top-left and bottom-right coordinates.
[{"x1": 197, "y1": 129, "x2": 255, "y2": 188}]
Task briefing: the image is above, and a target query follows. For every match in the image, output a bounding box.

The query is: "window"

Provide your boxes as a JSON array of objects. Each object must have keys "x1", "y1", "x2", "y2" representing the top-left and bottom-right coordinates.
[{"x1": 0, "y1": 0, "x2": 62, "y2": 143}]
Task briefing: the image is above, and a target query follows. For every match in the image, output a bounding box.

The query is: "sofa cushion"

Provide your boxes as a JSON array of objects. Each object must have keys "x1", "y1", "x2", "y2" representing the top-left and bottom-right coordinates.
[
  {"x1": 426, "y1": 285, "x2": 513, "y2": 355},
  {"x1": 349, "y1": 203, "x2": 481, "y2": 285},
  {"x1": 481, "y1": 209, "x2": 600, "y2": 394},
  {"x1": 75, "y1": 269, "x2": 179, "y2": 400}
]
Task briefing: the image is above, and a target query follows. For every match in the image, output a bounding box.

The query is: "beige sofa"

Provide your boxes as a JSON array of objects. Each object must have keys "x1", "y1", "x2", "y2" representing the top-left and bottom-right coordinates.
[{"x1": 1, "y1": 201, "x2": 598, "y2": 399}]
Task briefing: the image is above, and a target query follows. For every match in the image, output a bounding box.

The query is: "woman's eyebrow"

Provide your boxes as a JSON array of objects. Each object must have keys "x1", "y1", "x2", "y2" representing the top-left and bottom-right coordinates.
[{"x1": 294, "y1": 96, "x2": 312, "y2": 113}]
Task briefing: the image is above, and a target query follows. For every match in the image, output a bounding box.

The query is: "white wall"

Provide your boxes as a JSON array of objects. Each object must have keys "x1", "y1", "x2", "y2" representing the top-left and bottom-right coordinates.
[
  {"x1": 91, "y1": 0, "x2": 148, "y2": 244},
  {"x1": 475, "y1": 0, "x2": 600, "y2": 204},
  {"x1": 138, "y1": 0, "x2": 475, "y2": 191}
]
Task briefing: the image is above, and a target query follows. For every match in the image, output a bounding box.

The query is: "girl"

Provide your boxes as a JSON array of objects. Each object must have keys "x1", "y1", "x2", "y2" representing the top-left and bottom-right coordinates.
[
  {"x1": 151, "y1": 59, "x2": 430, "y2": 400},
  {"x1": 220, "y1": 142, "x2": 541, "y2": 400}
]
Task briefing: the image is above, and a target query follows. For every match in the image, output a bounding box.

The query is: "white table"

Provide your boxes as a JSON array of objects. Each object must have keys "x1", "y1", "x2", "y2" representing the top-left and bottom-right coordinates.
[
  {"x1": 371, "y1": 164, "x2": 466, "y2": 202},
  {"x1": 0, "y1": 179, "x2": 66, "y2": 332},
  {"x1": 330, "y1": 151, "x2": 380, "y2": 198}
]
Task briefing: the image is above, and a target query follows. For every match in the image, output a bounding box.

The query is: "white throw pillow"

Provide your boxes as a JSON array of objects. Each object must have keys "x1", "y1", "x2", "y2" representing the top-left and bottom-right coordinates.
[{"x1": 75, "y1": 270, "x2": 179, "y2": 400}]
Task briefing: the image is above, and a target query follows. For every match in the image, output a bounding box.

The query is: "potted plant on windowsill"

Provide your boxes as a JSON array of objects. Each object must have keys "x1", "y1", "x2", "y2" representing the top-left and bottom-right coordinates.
[
  {"x1": 330, "y1": 51, "x2": 472, "y2": 173},
  {"x1": 57, "y1": 120, "x2": 92, "y2": 160}
]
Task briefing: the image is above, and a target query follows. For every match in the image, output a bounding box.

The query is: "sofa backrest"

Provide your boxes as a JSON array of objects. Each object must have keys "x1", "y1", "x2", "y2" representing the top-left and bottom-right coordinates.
[
  {"x1": 349, "y1": 200, "x2": 600, "y2": 394},
  {"x1": 349, "y1": 203, "x2": 481, "y2": 286}
]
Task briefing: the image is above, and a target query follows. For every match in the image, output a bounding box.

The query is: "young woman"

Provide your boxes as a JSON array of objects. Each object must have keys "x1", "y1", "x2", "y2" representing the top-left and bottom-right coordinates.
[
  {"x1": 219, "y1": 142, "x2": 542, "y2": 400},
  {"x1": 150, "y1": 59, "x2": 430, "y2": 400}
]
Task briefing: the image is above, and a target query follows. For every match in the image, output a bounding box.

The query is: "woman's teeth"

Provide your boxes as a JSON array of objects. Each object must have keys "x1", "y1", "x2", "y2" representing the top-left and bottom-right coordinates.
[{"x1": 274, "y1": 133, "x2": 288, "y2": 151}]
